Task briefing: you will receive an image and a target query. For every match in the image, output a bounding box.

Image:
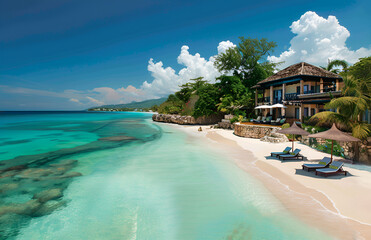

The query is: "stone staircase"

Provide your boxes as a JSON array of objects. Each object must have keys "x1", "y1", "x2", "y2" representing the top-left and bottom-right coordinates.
[{"x1": 217, "y1": 115, "x2": 235, "y2": 129}]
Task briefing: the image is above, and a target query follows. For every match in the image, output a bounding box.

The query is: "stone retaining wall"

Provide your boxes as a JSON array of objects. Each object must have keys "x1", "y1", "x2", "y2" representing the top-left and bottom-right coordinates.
[
  {"x1": 234, "y1": 123, "x2": 281, "y2": 139},
  {"x1": 152, "y1": 113, "x2": 223, "y2": 125}
]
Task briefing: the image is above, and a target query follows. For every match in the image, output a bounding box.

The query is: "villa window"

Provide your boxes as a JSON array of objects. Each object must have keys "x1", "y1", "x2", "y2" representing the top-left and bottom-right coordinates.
[
  {"x1": 303, "y1": 85, "x2": 309, "y2": 94},
  {"x1": 295, "y1": 108, "x2": 300, "y2": 119},
  {"x1": 304, "y1": 107, "x2": 309, "y2": 117},
  {"x1": 311, "y1": 108, "x2": 315, "y2": 116}
]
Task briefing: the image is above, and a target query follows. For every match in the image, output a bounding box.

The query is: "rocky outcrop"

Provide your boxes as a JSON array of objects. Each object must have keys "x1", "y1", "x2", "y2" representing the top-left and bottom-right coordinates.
[
  {"x1": 260, "y1": 129, "x2": 289, "y2": 143},
  {"x1": 234, "y1": 123, "x2": 284, "y2": 140},
  {"x1": 152, "y1": 114, "x2": 223, "y2": 125}
]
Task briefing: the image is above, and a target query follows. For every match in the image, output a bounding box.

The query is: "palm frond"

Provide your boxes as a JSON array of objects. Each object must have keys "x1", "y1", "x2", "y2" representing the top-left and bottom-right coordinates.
[
  {"x1": 351, "y1": 123, "x2": 371, "y2": 140},
  {"x1": 327, "y1": 59, "x2": 349, "y2": 72},
  {"x1": 309, "y1": 111, "x2": 349, "y2": 128}
]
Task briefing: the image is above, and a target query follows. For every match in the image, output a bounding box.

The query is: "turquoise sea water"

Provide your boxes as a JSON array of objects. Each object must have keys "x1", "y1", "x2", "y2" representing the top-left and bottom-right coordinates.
[{"x1": 0, "y1": 111, "x2": 332, "y2": 239}]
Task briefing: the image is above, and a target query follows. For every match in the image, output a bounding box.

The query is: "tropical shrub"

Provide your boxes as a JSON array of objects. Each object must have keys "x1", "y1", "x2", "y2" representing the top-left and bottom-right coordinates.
[
  {"x1": 315, "y1": 140, "x2": 345, "y2": 157},
  {"x1": 230, "y1": 116, "x2": 239, "y2": 124}
]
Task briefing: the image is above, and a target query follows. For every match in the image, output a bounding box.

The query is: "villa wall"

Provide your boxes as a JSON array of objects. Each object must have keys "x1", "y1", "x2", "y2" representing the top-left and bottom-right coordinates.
[{"x1": 285, "y1": 83, "x2": 299, "y2": 94}]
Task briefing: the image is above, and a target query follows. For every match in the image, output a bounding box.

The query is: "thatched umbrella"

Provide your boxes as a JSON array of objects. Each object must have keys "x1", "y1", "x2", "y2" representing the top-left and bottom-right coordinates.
[
  {"x1": 277, "y1": 122, "x2": 310, "y2": 151},
  {"x1": 308, "y1": 124, "x2": 361, "y2": 161}
]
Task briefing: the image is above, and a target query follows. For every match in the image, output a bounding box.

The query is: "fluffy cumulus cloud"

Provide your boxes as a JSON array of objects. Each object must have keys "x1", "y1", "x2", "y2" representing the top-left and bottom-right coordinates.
[
  {"x1": 217, "y1": 40, "x2": 236, "y2": 54},
  {"x1": 268, "y1": 11, "x2": 371, "y2": 68},
  {"x1": 142, "y1": 41, "x2": 235, "y2": 96}
]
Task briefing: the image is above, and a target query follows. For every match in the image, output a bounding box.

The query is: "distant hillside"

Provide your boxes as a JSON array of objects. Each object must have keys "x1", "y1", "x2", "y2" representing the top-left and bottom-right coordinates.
[{"x1": 100, "y1": 98, "x2": 167, "y2": 109}]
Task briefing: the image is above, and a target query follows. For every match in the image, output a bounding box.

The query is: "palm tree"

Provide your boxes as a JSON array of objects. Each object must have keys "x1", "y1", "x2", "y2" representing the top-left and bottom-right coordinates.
[
  {"x1": 321, "y1": 59, "x2": 349, "y2": 74},
  {"x1": 311, "y1": 57, "x2": 371, "y2": 140}
]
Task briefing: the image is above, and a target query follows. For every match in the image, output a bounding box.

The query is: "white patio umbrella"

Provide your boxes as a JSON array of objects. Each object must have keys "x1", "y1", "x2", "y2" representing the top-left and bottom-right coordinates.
[
  {"x1": 254, "y1": 105, "x2": 272, "y2": 109},
  {"x1": 271, "y1": 103, "x2": 287, "y2": 108}
]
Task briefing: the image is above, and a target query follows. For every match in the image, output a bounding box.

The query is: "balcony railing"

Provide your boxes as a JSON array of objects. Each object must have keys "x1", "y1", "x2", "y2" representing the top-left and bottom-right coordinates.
[
  {"x1": 273, "y1": 98, "x2": 282, "y2": 104},
  {"x1": 303, "y1": 90, "x2": 317, "y2": 94},
  {"x1": 264, "y1": 97, "x2": 270, "y2": 103},
  {"x1": 285, "y1": 93, "x2": 298, "y2": 101},
  {"x1": 323, "y1": 86, "x2": 336, "y2": 92},
  {"x1": 301, "y1": 86, "x2": 337, "y2": 95}
]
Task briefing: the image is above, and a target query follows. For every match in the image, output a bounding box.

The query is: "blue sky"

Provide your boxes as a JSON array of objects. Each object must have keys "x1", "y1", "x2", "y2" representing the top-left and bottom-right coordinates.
[{"x1": 0, "y1": 0, "x2": 370, "y2": 110}]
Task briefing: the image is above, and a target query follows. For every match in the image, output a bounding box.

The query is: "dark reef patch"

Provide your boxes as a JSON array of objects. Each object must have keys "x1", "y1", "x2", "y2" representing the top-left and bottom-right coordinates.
[{"x1": 0, "y1": 140, "x2": 32, "y2": 146}]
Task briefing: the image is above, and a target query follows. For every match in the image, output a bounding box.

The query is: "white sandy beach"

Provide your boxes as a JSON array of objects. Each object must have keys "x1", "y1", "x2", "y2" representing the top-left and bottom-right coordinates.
[{"x1": 174, "y1": 124, "x2": 371, "y2": 240}]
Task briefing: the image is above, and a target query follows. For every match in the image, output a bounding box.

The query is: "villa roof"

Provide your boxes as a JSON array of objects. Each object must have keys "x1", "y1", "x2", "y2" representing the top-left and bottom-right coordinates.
[{"x1": 256, "y1": 62, "x2": 341, "y2": 86}]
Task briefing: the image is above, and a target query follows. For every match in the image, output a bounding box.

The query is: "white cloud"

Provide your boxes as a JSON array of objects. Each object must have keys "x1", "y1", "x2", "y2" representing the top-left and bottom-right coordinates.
[
  {"x1": 268, "y1": 11, "x2": 371, "y2": 68},
  {"x1": 217, "y1": 40, "x2": 236, "y2": 54},
  {"x1": 142, "y1": 41, "x2": 234, "y2": 96}
]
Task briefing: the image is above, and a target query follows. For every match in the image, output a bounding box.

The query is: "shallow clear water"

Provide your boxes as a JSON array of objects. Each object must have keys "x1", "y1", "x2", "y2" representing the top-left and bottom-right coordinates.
[{"x1": 0, "y1": 112, "x2": 332, "y2": 239}]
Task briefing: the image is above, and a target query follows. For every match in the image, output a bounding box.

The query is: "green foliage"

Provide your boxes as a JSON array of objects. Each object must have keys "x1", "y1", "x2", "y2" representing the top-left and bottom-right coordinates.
[
  {"x1": 302, "y1": 123, "x2": 327, "y2": 134},
  {"x1": 321, "y1": 59, "x2": 349, "y2": 74},
  {"x1": 216, "y1": 75, "x2": 253, "y2": 114},
  {"x1": 175, "y1": 77, "x2": 208, "y2": 102},
  {"x1": 238, "y1": 115, "x2": 244, "y2": 122},
  {"x1": 157, "y1": 94, "x2": 184, "y2": 114},
  {"x1": 315, "y1": 140, "x2": 345, "y2": 157},
  {"x1": 214, "y1": 37, "x2": 278, "y2": 88},
  {"x1": 230, "y1": 116, "x2": 239, "y2": 124},
  {"x1": 347, "y1": 56, "x2": 371, "y2": 81},
  {"x1": 193, "y1": 83, "x2": 220, "y2": 118},
  {"x1": 150, "y1": 105, "x2": 159, "y2": 112}
]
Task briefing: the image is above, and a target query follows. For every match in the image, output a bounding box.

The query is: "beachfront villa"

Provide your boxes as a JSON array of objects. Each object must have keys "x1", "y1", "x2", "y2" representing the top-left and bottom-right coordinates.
[{"x1": 253, "y1": 62, "x2": 344, "y2": 124}]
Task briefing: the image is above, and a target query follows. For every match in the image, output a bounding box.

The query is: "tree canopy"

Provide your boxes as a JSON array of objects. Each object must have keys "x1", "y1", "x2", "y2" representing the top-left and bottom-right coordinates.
[{"x1": 214, "y1": 37, "x2": 278, "y2": 88}]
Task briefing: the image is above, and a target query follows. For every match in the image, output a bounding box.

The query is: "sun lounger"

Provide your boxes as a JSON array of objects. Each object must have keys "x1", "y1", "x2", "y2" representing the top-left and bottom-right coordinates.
[
  {"x1": 271, "y1": 118, "x2": 281, "y2": 125},
  {"x1": 278, "y1": 149, "x2": 303, "y2": 160},
  {"x1": 302, "y1": 157, "x2": 331, "y2": 171},
  {"x1": 315, "y1": 161, "x2": 347, "y2": 177},
  {"x1": 263, "y1": 116, "x2": 272, "y2": 124},
  {"x1": 272, "y1": 118, "x2": 286, "y2": 125},
  {"x1": 251, "y1": 116, "x2": 261, "y2": 123},
  {"x1": 271, "y1": 147, "x2": 292, "y2": 157},
  {"x1": 258, "y1": 116, "x2": 266, "y2": 123}
]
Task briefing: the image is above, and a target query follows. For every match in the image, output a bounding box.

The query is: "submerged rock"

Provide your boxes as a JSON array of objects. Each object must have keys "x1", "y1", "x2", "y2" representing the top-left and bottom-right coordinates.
[
  {"x1": 33, "y1": 188, "x2": 63, "y2": 203},
  {"x1": 15, "y1": 168, "x2": 54, "y2": 179},
  {"x1": 0, "y1": 170, "x2": 20, "y2": 179},
  {"x1": 33, "y1": 200, "x2": 67, "y2": 217},
  {"x1": 0, "y1": 199, "x2": 42, "y2": 216}
]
